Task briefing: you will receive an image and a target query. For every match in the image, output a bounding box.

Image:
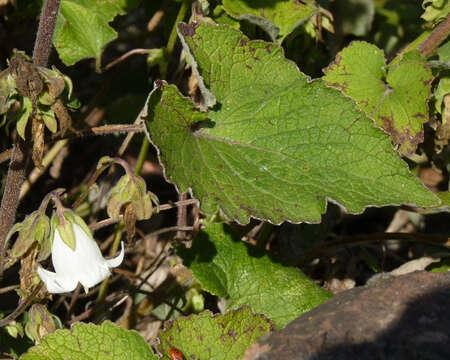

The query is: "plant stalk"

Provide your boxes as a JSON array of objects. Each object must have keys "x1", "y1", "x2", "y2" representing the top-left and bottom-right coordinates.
[{"x1": 0, "y1": 0, "x2": 61, "y2": 279}]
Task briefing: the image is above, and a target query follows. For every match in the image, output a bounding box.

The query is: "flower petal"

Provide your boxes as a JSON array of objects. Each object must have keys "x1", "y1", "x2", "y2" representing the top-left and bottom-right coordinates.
[
  {"x1": 70, "y1": 223, "x2": 111, "y2": 289},
  {"x1": 106, "y1": 241, "x2": 125, "y2": 268},
  {"x1": 37, "y1": 266, "x2": 78, "y2": 293}
]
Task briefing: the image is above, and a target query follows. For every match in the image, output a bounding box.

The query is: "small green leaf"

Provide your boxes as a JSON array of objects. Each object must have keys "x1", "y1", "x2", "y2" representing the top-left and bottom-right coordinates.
[
  {"x1": 145, "y1": 23, "x2": 438, "y2": 224},
  {"x1": 427, "y1": 257, "x2": 450, "y2": 272},
  {"x1": 421, "y1": 0, "x2": 450, "y2": 23},
  {"x1": 16, "y1": 96, "x2": 32, "y2": 140},
  {"x1": 178, "y1": 223, "x2": 333, "y2": 329},
  {"x1": 323, "y1": 41, "x2": 433, "y2": 155},
  {"x1": 54, "y1": 0, "x2": 138, "y2": 67},
  {"x1": 21, "y1": 321, "x2": 157, "y2": 360},
  {"x1": 222, "y1": 0, "x2": 317, "y2": 42},
  {"x1": 158, "y1": 306, "x2": 273, "y2": 359}
]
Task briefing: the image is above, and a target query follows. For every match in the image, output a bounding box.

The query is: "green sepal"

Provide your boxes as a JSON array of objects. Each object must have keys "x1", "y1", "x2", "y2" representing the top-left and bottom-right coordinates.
[
  {"x1": 25, "y1": 304, "x2": 57, "y2": 344},
  {"x1": 52, "y1": 212, "x2": 76, "y2": 251},
  {"x1": 72, "y1": 213, "x2": 94, "y2": 241},
  {"x1": 37, "y1": 67, "x2": 66, "y2": 100},
  {"x1": 39, "y1": 106, "x2": 57, "y2": 133},
  {"x1": 107, "y1": 173, "x2": 159, "y2": 221},
  {"x1": 9, "y1": 211, "x2": 51, "y2": 259},
  {"x1": 97, "y1": 156, "x2": 113, "y2": 169},
  {"x1": 15, "y1": 96, "x2": 32, "y2": 140},
  {"x1": 422, "y1": 0, "x2": 450, "y2": 24},
  {"x1": 0, "y1": 72, "x2": 17, "y2": 115}
]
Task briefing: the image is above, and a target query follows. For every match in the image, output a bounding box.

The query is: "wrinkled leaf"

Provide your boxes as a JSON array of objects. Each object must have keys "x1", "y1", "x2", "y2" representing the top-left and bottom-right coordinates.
[
  {"x1": 145, "y1": 23, "x2": 438, "y2": 224},
  {"x1": 178, "y1": 223, "x2": 333, "y2": 329},
  {"x1": 222, "y1": 0, "x2": 317, "y2": 42},
  {"x1": 54, "y1": 0, "x2": 138, "y2": 67},
  {"x1": 21, "y1": 321, "x2": 157, "y2": 360},
  {"x1": 323, "y1": 42, "x2": 433, "y2": 155},
  {"x1": 158, "y1": 306, "x2": 273, "y2": 359}
]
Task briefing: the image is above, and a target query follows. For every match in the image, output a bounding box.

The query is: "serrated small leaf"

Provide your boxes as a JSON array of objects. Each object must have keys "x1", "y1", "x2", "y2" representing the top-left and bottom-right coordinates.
[
  {"x1": 323, "y1": 41, "x2": 433, "y2": 155},
  {"x1": 54, "y1": 0, "x2": 138, "y2": 66},
  {"x1": 177, "y1": 223, "x2": 332, "y2": 329},
  {"x1": 21, "y1": 321, "x2": 157, "y2": 360},
  {"x1": 158, "y1": 306, "x2": 273, "y2": 359},
  {"x1": 145, "y1": 23, "x2": 438, "y2": 224},
  {"x1": 222, "y1": 0, "x2": 317, "y2": 42}
]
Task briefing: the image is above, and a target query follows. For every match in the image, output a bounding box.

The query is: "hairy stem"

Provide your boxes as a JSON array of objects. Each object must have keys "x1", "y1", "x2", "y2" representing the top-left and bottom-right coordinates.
[
  {"x1": 33, "y1": 0, "x2": 61, "y2": 67},
  {"x1": 0, "y1": 0, "x2": 61, "y2": 279},
  {"x1": 419, "y1": 14, "x2": 450, "y2": 57}
]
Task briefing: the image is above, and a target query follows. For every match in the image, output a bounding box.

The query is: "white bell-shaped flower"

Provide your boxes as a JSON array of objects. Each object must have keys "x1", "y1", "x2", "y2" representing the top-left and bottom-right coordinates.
[{"x1": 37, "y1": 221, "x2": 124, "y2": 294}]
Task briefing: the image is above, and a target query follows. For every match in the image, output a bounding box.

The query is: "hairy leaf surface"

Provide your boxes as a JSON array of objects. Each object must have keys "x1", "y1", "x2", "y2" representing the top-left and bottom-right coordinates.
[
  {"x1": 177, "y1": 223, "x2": 333, "y2": 329},
  {"x1": 158, "y1": 307, "x2": 272, "y2": 359},
  {"x1": 323, "y1": 42, "x2": 433, "y2": 155},
  {"x1": 22, "y1": 321, "x2": 156, "y2": 360},
  {"x1": 222, "y1": 0, "x2": 317, "y2": 42},
  {"x1": 145, "y1": 23, "x2": 438, "y2": 224}
]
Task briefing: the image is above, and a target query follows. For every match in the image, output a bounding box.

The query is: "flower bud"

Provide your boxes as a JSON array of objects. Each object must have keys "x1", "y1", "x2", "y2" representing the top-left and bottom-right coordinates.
[
  {"x1": 107, "y1": 173, "x2": 159, "y2": 221},
  {"x1": 25, "y1": 304, "x2": 58, "y2": 343},
  {"x1": 8, "y1": 210, "x2": 51, "y2": 259}
]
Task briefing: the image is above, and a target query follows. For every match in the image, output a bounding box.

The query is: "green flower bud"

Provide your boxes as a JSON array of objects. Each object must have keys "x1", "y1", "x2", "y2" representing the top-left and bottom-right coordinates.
[
  {"x1": 107, "y1": 174, "x2": 159, "y2": 221},
  {"x1": 25, "y1": 304, "x2": 57, "y2": 343},
  {"x1": 8, "y1": 210, "x2": 51, "y2": 259},
  {"x1": 0, "y1": 71, "x2": 17, "y2": 115}
]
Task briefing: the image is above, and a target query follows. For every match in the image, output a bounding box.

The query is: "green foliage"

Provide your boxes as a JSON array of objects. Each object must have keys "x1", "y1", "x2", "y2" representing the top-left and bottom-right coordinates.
[
  {"x1": 21, "y1": 321, "x2": 157, "y2": 360},
  {"x1": 323, "y1": 42, "x2": 433, "y2": 156},
  {"x1": 158, "y1": 306, "x2": 273, "y2": 359},
  {"x1": 178, "y1": 223, "x2": 332, "y2": 329},
  {"x1": 222, "y1": 0, "x2": 317, "y2": 42},
  {"x1": 145, "y1": 23, "x2": 438, "y2": 224},
  {"x1": 53, "y1": 0, "x2": 139, "y2": 68},
  {"x1": 7, "y1": 210, "x2": 51, "y2": 260}
]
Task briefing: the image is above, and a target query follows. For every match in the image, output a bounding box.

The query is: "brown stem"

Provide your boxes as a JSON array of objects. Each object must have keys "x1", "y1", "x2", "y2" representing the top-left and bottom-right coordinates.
[
  {"x1": 0, "y1": 0, "x2": 61, "y2": 279},
  {"x1": 33, "y1": 0, "x2": 61, "y2": 67},
  {"x1": 419, "y1": 14, "x2": 450, "y2": 57},
  {"x1": 0, "y1": 284, "x2": 43, "y2": 327},
  {"x1": 104, "y1": 49, "x2": 150, "y2": 71},
  {"x1": 0, "y1": 140, "x2": 27, "y2": 278},
  {"x1": 296, "y1": 232, "x2": 450, "y2": 264},
  {"x1": 0, "y1": 148, "x2": 13, "y2": 164},
  {"x1": 176, "y1": 193, "x2": 188, "y2": 240},
  {"x1": 50, "y1": 124, "x2": 145, "y2": 142}
]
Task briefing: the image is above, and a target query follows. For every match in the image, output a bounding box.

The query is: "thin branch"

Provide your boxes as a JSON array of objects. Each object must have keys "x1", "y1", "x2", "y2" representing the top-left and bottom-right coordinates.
[
  {"x1": 0, "y1": 284, "x2": 43, "y2": 327},
  {"x1": 104, "y1": 49, "x2": 150, "y2": 71},
  {"x1": 0, "y1": 284, "x2": 19, "y2": 295},
  {"x1": 419, "y1": 14, "x2": 450, "y2": 57},
  {"x1": 0, "y1": 148, "x2": 13, "y2": 164},
  {"x1": 52, "y1": 123, "x2": 145, "y2": 141},
  {"x1": 296, "y1": 232, "x2": 450, "y2": 264},
  {"x1": 89, "y1": 199, "x2": 199, "y2": 232}
]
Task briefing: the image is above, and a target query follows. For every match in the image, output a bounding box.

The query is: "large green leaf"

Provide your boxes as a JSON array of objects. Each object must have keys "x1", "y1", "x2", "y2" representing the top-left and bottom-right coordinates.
[
  {"x1": 323, "y1": 42, "x2": 433, "y2": 155},
  {"x1": 158, "y1": 307, "x2": 273, "y2": 359},
  {"x1": 222, "y1": 0, "x2": 317, "y2": 42},
  {"x1": 21, "y1": 321, "x2": 157, "y2": 360},
  {"x1": 177, "y1": 223, "x2": 332, "y2": 329},
  {"x1": 144, "y1": 22, "x2": 438, "y2": 224},
  {"x1": 54, "y1": 0, "x2": 138, "y2": 67}
]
